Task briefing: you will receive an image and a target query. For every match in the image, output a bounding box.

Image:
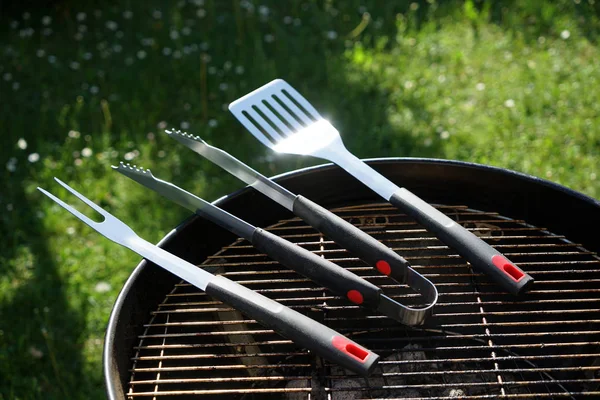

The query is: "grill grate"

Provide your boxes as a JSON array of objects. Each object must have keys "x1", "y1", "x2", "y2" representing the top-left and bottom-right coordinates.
[{"x1": 127, "y1": 202, "x2": 600, "y2": 399}]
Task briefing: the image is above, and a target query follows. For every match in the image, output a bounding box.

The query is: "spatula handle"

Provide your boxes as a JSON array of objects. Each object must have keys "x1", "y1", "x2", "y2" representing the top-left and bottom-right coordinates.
[
  {"x1": 206, "y1": 275, "x2": 379, "y2": 375},
  {"x1": 251, "y1": 228, "x2": 383, "y2": 308},
  {"x1": 389, "y1": 188, "x2": 534, "y2": 295}
]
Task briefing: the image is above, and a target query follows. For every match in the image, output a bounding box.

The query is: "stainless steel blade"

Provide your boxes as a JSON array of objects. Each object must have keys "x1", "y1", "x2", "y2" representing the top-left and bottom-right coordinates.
[
  {"x1": 112, "y1": 162, "x2": 255, "y2": 239},
  {"x1": 166, "y1": 129, "x2": 296, "y2": 211}
]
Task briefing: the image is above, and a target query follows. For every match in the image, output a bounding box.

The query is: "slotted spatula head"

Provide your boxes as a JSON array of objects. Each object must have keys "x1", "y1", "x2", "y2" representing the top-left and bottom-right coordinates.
[{"x1": 228, "y1": 79, "x2": 344, "y2": 157}]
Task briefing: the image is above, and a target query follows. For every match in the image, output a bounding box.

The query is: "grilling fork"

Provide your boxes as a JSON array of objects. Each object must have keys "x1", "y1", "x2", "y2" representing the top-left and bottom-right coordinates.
[
  {"x1": 38, "y1": 178, "x2": 379, "y2": 376},
  {"x1": 166, "y1": 129, "x2": 437, "y2": 326},
  {"x1": 113, "y1": 162, "x2": 432, "y2": 326},
  {"x1": 229, "y1": 79, "x2": 535, "y2": 295}
]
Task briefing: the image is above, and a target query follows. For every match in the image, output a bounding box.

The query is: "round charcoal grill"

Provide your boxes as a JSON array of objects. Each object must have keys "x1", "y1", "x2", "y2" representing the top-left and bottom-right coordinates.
[{"x1": 104, "y1": 159, "x2": 600, "y2": 399}]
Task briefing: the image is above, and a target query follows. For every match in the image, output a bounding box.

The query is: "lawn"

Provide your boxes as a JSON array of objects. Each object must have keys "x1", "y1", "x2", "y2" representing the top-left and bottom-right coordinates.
[{"x1": 1, "y1": 0, "x2": 598, "y2": 398}]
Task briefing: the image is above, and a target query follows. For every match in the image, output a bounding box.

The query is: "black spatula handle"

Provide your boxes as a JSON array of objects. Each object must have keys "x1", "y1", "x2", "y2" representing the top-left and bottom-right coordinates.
[
  {"x1": 292, "y1": 195, "x2": 412, "y2": 283},
  {"x1": 251, "y1": 228, "x2": 382, "y2": 308},
  {"x1": 389, "y1": 188, "x2": 534, "y2": 295},
  {"x1": 206, "y1": 275, "x2": 379, "y2": 375}
]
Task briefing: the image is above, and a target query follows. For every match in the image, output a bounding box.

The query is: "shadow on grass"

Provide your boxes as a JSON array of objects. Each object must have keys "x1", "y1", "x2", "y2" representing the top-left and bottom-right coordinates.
[{"x1": 0, "y1": 186, "x2": 97, "y2": 399}]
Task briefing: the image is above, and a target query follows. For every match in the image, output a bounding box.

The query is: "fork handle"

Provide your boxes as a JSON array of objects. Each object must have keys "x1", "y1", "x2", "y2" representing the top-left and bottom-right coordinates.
[
  {"x1": 389, "y1": 188, "x2": 534, "y2": 295},
  {"x1": 206, "y1": 275, "x2": 379, "y2": 375},
  {"x1": 292, "y1": 195, "x2": 412, "y2": 284},
  {"x1": 251, "y1": 228, "x2": 383, "y2": 308}
]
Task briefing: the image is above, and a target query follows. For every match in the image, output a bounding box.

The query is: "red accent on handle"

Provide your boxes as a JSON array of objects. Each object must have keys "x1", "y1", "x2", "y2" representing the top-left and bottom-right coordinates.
[
  {"x1": 375, "y1": 260, "x2": 391, "y2": 276},
  {"x1": 492, "y1": 255, "x2": 525, "y2": 282},
  {"x1": 332, "y1": 335, "x2": 369, "y2": 362},
  {"x1": 347, "y1": 290, "x2": 364, "y2": 304}
]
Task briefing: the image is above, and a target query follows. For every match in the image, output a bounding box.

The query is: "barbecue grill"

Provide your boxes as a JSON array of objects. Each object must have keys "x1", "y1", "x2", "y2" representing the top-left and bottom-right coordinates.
[{"x1": 104, "y1": 158, "x2": 600, "y2": 399}]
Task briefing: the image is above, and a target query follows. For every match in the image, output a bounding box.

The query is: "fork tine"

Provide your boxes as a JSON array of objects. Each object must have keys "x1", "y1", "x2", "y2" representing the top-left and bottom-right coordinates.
[
  {"x1": 37, "y1": 186, "x2": 98, "y2": 229},
  {"x1": 53, "y1": 177, "x2": 110, "y2": 220}
]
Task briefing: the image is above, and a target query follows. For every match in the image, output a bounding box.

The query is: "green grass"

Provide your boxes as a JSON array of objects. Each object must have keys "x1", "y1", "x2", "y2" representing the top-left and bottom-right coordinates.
[{"x1": 1, "y1": 0, "x2": 598, "y2": 398}]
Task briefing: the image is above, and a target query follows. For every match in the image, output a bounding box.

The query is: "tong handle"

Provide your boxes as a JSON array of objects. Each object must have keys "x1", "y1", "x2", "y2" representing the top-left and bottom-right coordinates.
[
  {"x1": 251, "y1": 228, "x2": 382, "y2": 308},
  {"x1": 390, "y1": 188, "x2": 534, "y2": 295},
  {"x1": 206, "y1": 275, "x2": 379, "y2": 375},
  {"x1": 292, "y1": 195, "x2": 411, "y2": 284}
]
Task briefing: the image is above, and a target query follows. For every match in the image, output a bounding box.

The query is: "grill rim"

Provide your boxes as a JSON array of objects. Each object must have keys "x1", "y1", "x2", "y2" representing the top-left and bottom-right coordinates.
[{"x1": 103, "y1": 157, "x2": 600, "y2": 400}]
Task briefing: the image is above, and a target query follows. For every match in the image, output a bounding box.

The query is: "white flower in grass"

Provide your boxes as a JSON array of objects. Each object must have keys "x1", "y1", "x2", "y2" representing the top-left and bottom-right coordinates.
[
  {"x1": 200, "y1": 42, "x2": 209, "y2": 51},
  {"x1": 264, "y1": 34, "x2": 275, "y2": 43},
  {"x1": 48, "y1": 55, "x2": 56, "y2": 64},
  {"x1": 125, "y1": 57, "x2": 134, "y2": 66},
  {"x1": 95, "y1": 281, "x2": 112, "y2": 293},
  {"x1": 68, "y1": 130, "x2": 80, "y2": 138},
  {"x1": 440, "y1": 131, "x2": 450, "y2": 140},
  {"x1": 6, "y1": 157, "x2": 17, "y2": 172},
  {"x1": 152, "y1": 10, "x2": 162, "y2": 19},
  {"x1": 258, "y1": 6, "x2": 270, "y2": 17},
  {"x1": 208, "y1": 119, "x2": 218, "y2": 128},
  {"x1": 12, "y1": 82, "x2": 19, "y2": 90},
  {"x1": 476, "y1": 82, "x2": 485, "y2": 91},
  {"x1": 70, "y1": 61, "x2": 80, "y2": 70},
  {"x1": 28, "y1": 153, "x2": 40, "y2": 163},
  {"x1": 124, "y1": 151, "x2": 136, "y2": 161},
  {"x1": 3, "y1": 73, "x2": 12, "y2": 81},
  {"x1": 157, "y1": 121, "x2": 168, "y2": 130},
  {"x1": 36, "y1": 49, "x2": 45, "y2": 57},
  {"x1": 123, "y1": 11, "x2": 133, "y2": 20},
  {"x1": 74, "y1": 33, "x2": 83, "y2": 41},
  {"x1": 197, "y1": 9, "x2": 206, "y2": 18},
  {"x1": 180, "y1": 121, "x2": 190, "y2": 129},
  {"x1": 235, "y1": 65, "x2": 244, "y2": 75},
  {"x1": 504, "y1": 99, "x2": 515, "y2": 108},
  {"x1": 224, "y1": 61, "x2": 232, "y2": 70},
  {"x1": 42, "y1": 16, "x2": 51, "y2": 25},
  {"x1": 74, "y1": 158, "x2": 83, "y2": 166},
  {"x1": 6, "y1": 204, "x2": 13, "y2": 211},
  {"x1": 90, "y1": 86, "x2": 99, "y2": 94},
  {"x1": 10, "y1": 21, "x2": 18, "y2": 29},
  {"x1": 194, "y1": 0, "x2": 205, "y2": 6},
  {"x1": 78, "y1": 25, "x2": 87, "y2": 33},
  {"x1": 170, "y1": 30, "x2": 179, "y2": 40},
  {"x1": 17, "y1": 138, "x2": 27, "y2": 150},
  {"x1": 23, "y1": 12, "x2": 30, "y2": 20},
  {"x1": 29, "y1": 346, "x2": 43, "y2": 359},
  {"x1": 182, "y1": 27, "x2": 191, "y2": 36},
  {"x1": 326, "y1": 31, "x2": 338, "y2": 40},
  {"x1": 219, "y1": 83, "x2": 228, "y2": 91},
  {"x1": 82, "y1": 147, "x2": 93, "y2": 157},
  {"x1": 162, "y1": 47, "x2": 172, "y2": 56},
  {"x1": 283, "y1": 16, "x2": 293, "y2": 24},
  {"x1": 66, "y1": 226, "x2": 76, "y2": 235},
  {"x1": 157, "y1": 150, "x2": 166, "y2": 158},
  {"x1": 560, "y1": 30, "x2": 570, "y2": 40},
  {"x1": 76, "y1": 12, "x2": 86, "y2": 21},
  {"x1": 106, "y1": 21, "x2": 118, "y2": 31},
  {"x1": 137, "y1": 50, "x2": 147, "y2": 60},
  {"x1": 208, "y1": 66, "x2": 217, "y2": 75},
  {"x1": 83, "y1": 52, "x2": 92, "y2": 60},
  {"x1": 173, "y1": 51, "x2": 182, "y2": 59},
  {"x1": 116, "y1": 31, "x2": 124, "y2": 39},
  {"x1": 113, "y1": 44, "x2": 122, "y2": 53}
]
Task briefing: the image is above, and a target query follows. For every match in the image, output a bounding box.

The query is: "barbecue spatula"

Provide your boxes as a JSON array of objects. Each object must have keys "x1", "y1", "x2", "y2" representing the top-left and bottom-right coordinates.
[
  {"x1": 38, "y1": 178, "x2": 379, "y2": 376},
  {"x1": 113, "y1": 162, "x2": 431, "y2": 326},
  {"x1": 229, "y1": 79, "x2": 534, "y2": 295},
  {"x1": 166, "y1": 128, "x2": 437, "y2": 326}
]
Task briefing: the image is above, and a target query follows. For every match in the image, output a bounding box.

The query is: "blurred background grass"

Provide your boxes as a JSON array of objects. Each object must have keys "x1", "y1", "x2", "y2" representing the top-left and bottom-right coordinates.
[{"x1": 0, "y1": 0, "x2": 598, "y2": 398}]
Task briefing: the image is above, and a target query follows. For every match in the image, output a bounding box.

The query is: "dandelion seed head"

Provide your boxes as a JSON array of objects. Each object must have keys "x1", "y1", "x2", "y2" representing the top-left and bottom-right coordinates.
[
  {"x1": 66, "y1": 226, "x2": 76, "y2": 235},
  {"x1": 82, "y1": 147, "x2": 93, "y2": 157},
  {"x1": 42, "y1": 16, "x2": 52, "y2": 26},
  {"x1": 90, "y1": 85, "x2": 99, "y2": 94},
  {"x1": 3, "y1": 73, "x2": 12, "y2": 81},
  {"x1": 28, "y1": 153, "x2": 40, "y2": 163},
  {"x1": 76, "y1": 12, "x2": 86, "y2": 22},
  {"x1": 219, "y1": 83, "x2": 228, "y2": 91},
  {"x1": 105, "y1": 20, "x2": 118, "y2": 31},
  {"x1": 283, "y1": 16, "x2": 293, "y2": 24},
  {"x1": 152, "y1": 10, "x2": 162, "y2": 19},
  {"x1": 157, "y1": 121, "x2": 168, "y2": 130},
  {"x1": 70, "y1": 61, "x2": 80, "y2": 70},
  {"x1": 162, "y1": 47, "x2": 172, "y2": 56},
  {"x1": 208, "y1": 119, "x2": 218, "y2": 128},
  {"x1": 17, "y1": 138, "x2": 27, "y2": 150},
  {"x1": 36, "y1": 49, "x2": 45, "y2": 57},
  {"x1": 137, "y1": 50, "x2": 147, "y2": 59},
  {"x1": 48, "y1": 55, "x2": 56, "y2": 64},
  {"x1": 197, "y1": 9, "x2": 206, "y2": 18},
  {"x1": 235, "y1": 65, "x2": 244, "y2": 75},
  {"x1": 476, "y1": 82, "x2": 485, "y2": 91},
  {"x1": 180, "y1": 121, "x2": 190, "y2": 129},
  {"x1": 264, "y1": 34, "x2": 275, "y2": 43},
  {"x1": 123, "y1": 10, "x2": 133, "y2": 20},
  {"x1": 560, "y1": 30, "x2": 570, "y2": 40},
  {"x1": 95, "y1": 281, "x2": 112, "y2": 293},
  {"x1": 68, "y1": 130, "x2": 81, "y2": 138},
  {"x1": 12, "y1": 82, "x2": 19, "y2": 91},
  {"x1": 326, "y1": 31, "x2": 338, "y2": 40},
  {"x1": 170, "y1": 30, "x2": 179, "y2": 40},
  {"x1": 83, "y1": 52, "x2": 92, "y2": 60}
]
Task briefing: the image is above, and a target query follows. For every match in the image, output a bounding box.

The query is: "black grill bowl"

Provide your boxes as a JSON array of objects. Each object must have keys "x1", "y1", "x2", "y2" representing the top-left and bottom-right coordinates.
[{"x1": 104, "y1": 158, "x2": 600, "y2": 399}]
